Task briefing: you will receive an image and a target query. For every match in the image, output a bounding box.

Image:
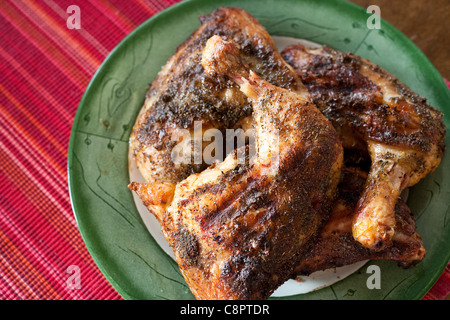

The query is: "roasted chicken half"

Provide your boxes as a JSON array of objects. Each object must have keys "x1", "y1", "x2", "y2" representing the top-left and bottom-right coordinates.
[
  {"x1": 129, "y1": 36, "x2": 343, "y2": 299},
  {"x1": 130, "y1": 7, "x2": 302, "y2": 185},
  {"x1": 282, "y1": 44, "x2": 446, "y2": 250},
  {"x1": 294, "y1": 166, "x2": 425, "y2": 276}
]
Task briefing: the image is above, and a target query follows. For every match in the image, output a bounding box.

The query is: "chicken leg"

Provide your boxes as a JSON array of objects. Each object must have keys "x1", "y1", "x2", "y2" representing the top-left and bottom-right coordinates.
[
  {"x1": 130, "y1": 7, "x2": 303, "y2": 185},
  {"x1": 129, "y1": 36, "x2": 343, "y2": 299},
  {"x1": 281, "y1": 44, "x2": 445, "y2": 250},
  {"x1": 294, "y1": 166, "x2": 426, "y2": 276}
]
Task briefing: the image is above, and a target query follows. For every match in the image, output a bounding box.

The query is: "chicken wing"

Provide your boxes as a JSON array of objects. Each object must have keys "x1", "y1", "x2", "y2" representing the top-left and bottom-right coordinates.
[
  {"x1": 282, "y1": 44, "x2": 445, "y2": 250},
  {"x1": 129, "y1": 36, "x2": 343, "y2": 299}
]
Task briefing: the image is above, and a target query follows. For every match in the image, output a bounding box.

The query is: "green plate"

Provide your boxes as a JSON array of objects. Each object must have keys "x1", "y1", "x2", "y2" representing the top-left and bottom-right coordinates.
[{"x1": 67, "y1": 0, "x2": 450, "y2": 300}]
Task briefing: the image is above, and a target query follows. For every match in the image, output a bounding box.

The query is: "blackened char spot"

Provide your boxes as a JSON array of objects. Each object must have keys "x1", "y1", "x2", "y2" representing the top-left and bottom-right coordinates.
[
  {"x1": 175, "y1": 225, "x2": 200, "y2": 267},
  {"x1": 220, "y1": 254, "x2": 273, "y2": 299}
]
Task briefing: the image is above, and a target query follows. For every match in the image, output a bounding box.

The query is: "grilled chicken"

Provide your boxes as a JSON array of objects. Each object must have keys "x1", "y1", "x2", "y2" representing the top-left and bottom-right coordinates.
[
  {"x1": 294, "y1": 166, "x2": 425, "y2": 276},
  {"x1": 130, "y1": 7, "x2": 302, "y2": 184},
  {"x1": 129, "y1": 36, "x2": 343, "y2": 300},
  {"x1": 282, "y1": 44, "x2": 446, "y2": 250}
]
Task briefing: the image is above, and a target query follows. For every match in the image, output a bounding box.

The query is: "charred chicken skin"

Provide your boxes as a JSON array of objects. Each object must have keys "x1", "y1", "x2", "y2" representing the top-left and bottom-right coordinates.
[
  {"x1": 129, "y1": 36, "x2": 343, "y2": 300},
  {"x1": 130, "y1": 7, "x2": 302, "y2": 185},
  {"x1": 294, "y1": 166, "x2": 425, "y2": 276},
  {"x1": 282, "y1": 44, "x2": 446, "y2": 250}
]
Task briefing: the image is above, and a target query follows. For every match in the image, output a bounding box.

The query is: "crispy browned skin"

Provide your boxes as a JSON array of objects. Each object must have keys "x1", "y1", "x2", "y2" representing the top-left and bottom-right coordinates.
[
  {"x1": 130, "y1": 36, "x2": 343, "y2": 300},
  {"x1": 282, "y1": 44, "x2": 445, "y2": 250},
  {"x1": 294, "y1": 166, "x2": 425, "y2": 276},
  {"x1": 130, "y1": 7, "x2": 302, "y2": 184}
]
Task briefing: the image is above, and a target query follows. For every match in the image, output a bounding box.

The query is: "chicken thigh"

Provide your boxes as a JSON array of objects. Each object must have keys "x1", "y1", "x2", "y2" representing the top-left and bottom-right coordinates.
[
  {"x1": 129, "y1": 36, "x2": 343, "y2": 299},
  {"x1": 130, "y1": 7, "x2": 302, "y2": 184},
  {"x1": 282, "y1": 44, "x2": 445, "y2": 250}
]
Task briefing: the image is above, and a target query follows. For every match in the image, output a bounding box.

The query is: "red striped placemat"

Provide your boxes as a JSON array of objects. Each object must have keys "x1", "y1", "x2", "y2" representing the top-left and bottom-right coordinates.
[{"x1": 0, "y1": 0, "x2": 448, "y2": 300}]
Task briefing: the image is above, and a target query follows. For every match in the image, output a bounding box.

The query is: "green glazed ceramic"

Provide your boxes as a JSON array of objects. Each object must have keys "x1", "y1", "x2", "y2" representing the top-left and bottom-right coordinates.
[{"x1": 68, "y1": 0, "x2": 450, "y2": 300}]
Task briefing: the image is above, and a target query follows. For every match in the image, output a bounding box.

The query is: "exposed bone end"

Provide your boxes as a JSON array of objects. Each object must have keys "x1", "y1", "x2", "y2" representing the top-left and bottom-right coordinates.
[{"x1": 202, "y1": 35, "x2": 249, "y2": 82}]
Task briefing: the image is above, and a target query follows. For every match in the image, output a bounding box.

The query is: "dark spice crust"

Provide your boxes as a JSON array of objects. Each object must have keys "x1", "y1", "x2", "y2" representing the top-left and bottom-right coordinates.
[
  {"x1": 281, "y1": 44, "x2": 446, "y2": 155},
  {"x1": 131, "y1": 7, "x2": 301, "y2": 183}
]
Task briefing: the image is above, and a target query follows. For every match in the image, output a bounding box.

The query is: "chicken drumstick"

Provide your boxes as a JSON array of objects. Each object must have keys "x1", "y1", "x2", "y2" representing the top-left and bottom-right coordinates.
[{"x1": 282, "y1": 44, "x2": 445, "y2": 250}]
